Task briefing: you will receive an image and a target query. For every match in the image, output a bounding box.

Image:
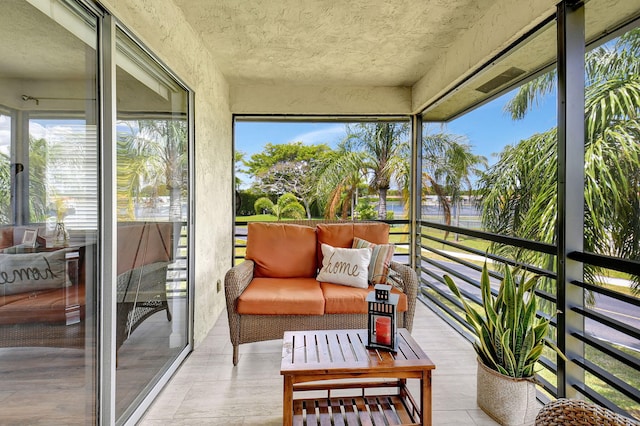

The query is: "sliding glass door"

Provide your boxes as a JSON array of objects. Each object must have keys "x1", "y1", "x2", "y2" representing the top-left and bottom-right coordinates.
[
  {"x1": 0, "y1": 1, "x2": 192, "y2": 424},
  {"x1": 114, "y1": 27, "x2": 190, "y2": 421},
  {"x1": 0, "y1": 1, "x2": 99, "y2": 423}
]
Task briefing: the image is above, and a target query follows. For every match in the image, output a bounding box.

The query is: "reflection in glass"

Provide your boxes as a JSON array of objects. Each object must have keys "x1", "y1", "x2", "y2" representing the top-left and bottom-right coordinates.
[
  {"x1": 115, "y1": 28, "x2": 189, "y2": 420},
  {"x1": 0, "y1": 0, "x2": 98, "y2": 424}
]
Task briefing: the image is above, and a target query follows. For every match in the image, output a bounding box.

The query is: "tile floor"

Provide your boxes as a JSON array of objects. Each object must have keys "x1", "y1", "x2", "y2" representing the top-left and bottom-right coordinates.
[{"x1": 140, "y1": 302, "x2": 502, "y2": 425}]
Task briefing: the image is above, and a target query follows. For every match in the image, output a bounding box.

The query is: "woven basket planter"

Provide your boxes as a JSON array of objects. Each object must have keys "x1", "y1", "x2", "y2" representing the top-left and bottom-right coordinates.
[{"x1": 477, "y1": 359, "x2": 538, "y2": 426}]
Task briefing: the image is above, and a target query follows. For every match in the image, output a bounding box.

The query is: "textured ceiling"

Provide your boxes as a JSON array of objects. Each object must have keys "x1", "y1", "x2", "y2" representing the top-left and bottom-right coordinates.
[
  {"x1": 0, "y1": 0, "x2": 90, "y2": 80},
  {"x1": 173, "y1": 0, "x2": 494, "y2": 87},
  {"x1": 2, "y1": 0, "x2": 637, "y2": 116}
]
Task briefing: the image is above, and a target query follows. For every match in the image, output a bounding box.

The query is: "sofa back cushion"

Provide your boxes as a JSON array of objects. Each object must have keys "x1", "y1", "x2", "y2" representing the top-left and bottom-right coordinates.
[
  {"x1": 246, "y1": 223, "x2": 317, "y2": 278},
  {"x1": 117, "y1": 222, "x2": 173, "y2": 276},
  {"x1": 316, "y1": 222, "x2": 389, "y2": 267}
]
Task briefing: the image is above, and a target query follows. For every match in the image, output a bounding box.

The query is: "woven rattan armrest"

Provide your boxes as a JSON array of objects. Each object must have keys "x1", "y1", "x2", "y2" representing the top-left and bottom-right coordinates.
[
  {"x1": 224, "y1": 259, "x2": 254, "y2": 365},
  {"x1": 224, "y1": 259, "x2": 254, "y2": 304},
  {"x1": 389, "y1": 261, "x2": 418, "y2": 333}
]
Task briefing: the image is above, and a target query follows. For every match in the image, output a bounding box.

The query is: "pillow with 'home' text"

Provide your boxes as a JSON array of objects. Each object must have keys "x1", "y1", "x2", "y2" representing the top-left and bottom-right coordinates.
[
  {"x1": 0, "y1": 249, "x2": 71, "y2": 296},
  {"x1": 316, "y1": 244, "x2": 371, "y2": 289}
]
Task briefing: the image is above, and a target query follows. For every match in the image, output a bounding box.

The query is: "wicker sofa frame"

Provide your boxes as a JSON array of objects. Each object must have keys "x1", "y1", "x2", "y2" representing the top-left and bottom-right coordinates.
[
  {"x1": 224, "y1": 220, "x2": 418, "y2": 366},
  {"x1": 535, "y1": 398, "x2": 639, "y2": 426}
]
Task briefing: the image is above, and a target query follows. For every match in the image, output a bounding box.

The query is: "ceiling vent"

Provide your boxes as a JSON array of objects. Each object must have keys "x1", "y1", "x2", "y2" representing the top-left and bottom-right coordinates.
[{"x1": 475, "y1": 67, "x2": 526, "y2": 94}]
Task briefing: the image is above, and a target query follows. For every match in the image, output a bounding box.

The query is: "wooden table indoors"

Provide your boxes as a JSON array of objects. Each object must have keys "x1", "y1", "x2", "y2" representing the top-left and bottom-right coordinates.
[{"x1": 280, "y1": 328, "x2": 436, "y2": 426}]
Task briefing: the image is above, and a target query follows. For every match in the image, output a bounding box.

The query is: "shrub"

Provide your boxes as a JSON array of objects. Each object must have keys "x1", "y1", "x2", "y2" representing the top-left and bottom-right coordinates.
[{"x1": 254, "y1": 197, "x2": 274, "y2": 215}]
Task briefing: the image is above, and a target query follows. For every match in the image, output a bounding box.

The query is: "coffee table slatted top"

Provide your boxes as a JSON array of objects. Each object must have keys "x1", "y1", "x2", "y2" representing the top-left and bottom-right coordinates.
[{"x1": 280, "y1": 328, "x2": 435, "y2": 375}]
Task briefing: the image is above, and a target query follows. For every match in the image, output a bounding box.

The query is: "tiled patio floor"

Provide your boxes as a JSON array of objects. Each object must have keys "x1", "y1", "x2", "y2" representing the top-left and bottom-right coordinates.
[{"x1": 140, "y1": 302, "x2": 504, "y2": 425}]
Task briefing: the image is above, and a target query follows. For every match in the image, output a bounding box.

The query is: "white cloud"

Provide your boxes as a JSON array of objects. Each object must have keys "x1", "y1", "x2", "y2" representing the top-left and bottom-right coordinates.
[{"x1": 287, "y1": 124, "x2": 346, "y2": 146}]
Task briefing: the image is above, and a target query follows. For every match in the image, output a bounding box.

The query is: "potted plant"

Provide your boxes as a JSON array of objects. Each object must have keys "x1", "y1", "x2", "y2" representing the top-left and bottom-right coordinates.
[{"x1": 444, "y1": 262, "x2": 565, "y2": 426}]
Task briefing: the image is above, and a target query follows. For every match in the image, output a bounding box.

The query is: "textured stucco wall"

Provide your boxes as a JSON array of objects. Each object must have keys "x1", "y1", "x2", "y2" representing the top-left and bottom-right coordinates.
[
  {"x1": 231, "y1": 84, "x2": 411, "y2": 115},
  {"x1": 100, "y1": 0, "x2": 232, "y2": 346}
]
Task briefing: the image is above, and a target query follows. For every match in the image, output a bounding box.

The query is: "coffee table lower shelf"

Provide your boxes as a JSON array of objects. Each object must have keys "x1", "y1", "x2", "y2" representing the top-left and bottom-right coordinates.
[{"x1": 292, "y1": 393, "x2": 420, "y2": 426}]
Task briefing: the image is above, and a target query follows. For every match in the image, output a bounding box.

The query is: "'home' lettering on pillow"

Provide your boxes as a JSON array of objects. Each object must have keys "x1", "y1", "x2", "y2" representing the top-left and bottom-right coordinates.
[
  {"x1": 324, "y1": 252, "x2": 362, "y2": 277},
  {"x1": 0, "y1": 256, "x2": 57, "y2": 285}
]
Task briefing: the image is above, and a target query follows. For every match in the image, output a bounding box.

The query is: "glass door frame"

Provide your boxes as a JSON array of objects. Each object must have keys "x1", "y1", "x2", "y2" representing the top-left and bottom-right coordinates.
[{"x1": 95, "y1": 6, "x2": 195, "y2": 426}]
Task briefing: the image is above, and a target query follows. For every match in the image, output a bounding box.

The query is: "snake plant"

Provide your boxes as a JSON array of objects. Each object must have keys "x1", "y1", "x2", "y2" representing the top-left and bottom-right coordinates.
[{"x1": 444, "y1": 262, "x2": 565, "y2": 379}]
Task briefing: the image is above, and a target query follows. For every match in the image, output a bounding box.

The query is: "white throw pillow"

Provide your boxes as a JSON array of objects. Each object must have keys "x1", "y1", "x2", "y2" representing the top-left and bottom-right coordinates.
[
  {"x1": 316, "y1": 244, "x2": 371, "y2": 289},
  {"x1": 0, "y1": 249, "x2": 72, "y2": 296}
]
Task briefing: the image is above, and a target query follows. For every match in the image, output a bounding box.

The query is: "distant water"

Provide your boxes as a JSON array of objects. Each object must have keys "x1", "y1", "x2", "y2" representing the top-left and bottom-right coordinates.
[{"x1": 386, "y1": 200, "x2": 483, "y2": 229}]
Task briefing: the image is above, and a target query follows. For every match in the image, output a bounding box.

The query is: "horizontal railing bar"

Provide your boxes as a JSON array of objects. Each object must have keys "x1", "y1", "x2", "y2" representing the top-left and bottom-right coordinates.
[
  {"x1": 420, "y1": 220, "x2": 557, "y2": 255},
  {"x1": 420, "y1": 257, "x2": 485, "y2": 301},
  {"x1": 534, "y1": 288, "x2": 557, "y2": 304},
  {"x1": 571, "y1": 280, "x2": 640, "y2": 308},
  {"x1": 569, "y1": 251, "x2": 640, "y2": 277},
  {"x1": 572, "y1": 306, "x2": 640, "y2": 341},
  {"x1": 420, "y1": 233, "x2": 494, "y2": 264},
  {"x1": 535, "y1": 374, "x2": 558, "y2": 399},
  {"x1": 571, "y1": 383, "x2": 636, "y2": 419},
  {"x1": 573, "y1": 358, "x2": 640, "y2": 405},
  {"x1": 421, "y1": 250, "x2": 557, "y2": 305},
  {"x1": 419, "y1": 274, "x2": 477, "y2": 311},
  {"x1": 420, "y1": 255, "x2": 480, "y2": 288},
  {"x1": 420, "y1": 243, "x2": 494, "y2": 277},
  {"x1": 420, "y1": 232, "x2": 556, "y2": 279},
  {"x1": 420, "y1": 265, "x2": 449, "y2": 285},
  {"x1": 418, "y1": 291, "x2": 475, "y2": 341},
  {"x1": 421, "y1": 253, "x2": 559, "y2": 324},
  {"x1": 572, "y1": 332, "x2": 640, "y2": 372},
  {"x1": 538, "y1": 355, "x2": 558, "y2": 375}
]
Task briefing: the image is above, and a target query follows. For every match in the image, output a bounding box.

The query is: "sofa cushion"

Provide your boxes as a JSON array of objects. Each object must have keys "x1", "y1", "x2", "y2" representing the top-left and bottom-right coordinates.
[
  {"x1": 246, "y1": 223, "x2": 317, "y2": 278},
  {"x1": 316, "y1": 244, "x2": 371, "y2": 289},
  {"x1": 352, "y1": 237, "x2": 395, "y2": 285},
  {"x1": 0, "y1": 283, "x2": 85, "y2": 325},
  {"x1": 320, "y1": 282, "x2": 408, "y2": 314},
  {"x1": 117, "y1": 222, "x2": 172, "y2": 276},
  {"x1": 316, "y1": 222, "x2": 389, "y2": 267},
  {"x1": 237, "y1": 277, "x2": 324, "y2": 315}
]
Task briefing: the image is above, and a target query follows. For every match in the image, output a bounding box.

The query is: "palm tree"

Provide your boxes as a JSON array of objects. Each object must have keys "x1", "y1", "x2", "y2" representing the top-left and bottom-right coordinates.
[
  {"x1": 480, "y1": 28, "x2": 640, "y2": 292},
  {"x1": 422, "y1": 131, "x2": 487, "y2": 236},
  {"x1": 27, "y1": 137, "x2": 50, "y2": 222},
  {"x1": 342, "y1": 123, "x2": 410, "y2": 220},
  {"x1": 0, "y1": 151, "x2": 10, "y2": 223},
  {"x1": 315, "y1": 144, "x2": 366, "y2": 219},
  {"x1": 117, "y1": 119, "x2": 187, "y2": 221}
]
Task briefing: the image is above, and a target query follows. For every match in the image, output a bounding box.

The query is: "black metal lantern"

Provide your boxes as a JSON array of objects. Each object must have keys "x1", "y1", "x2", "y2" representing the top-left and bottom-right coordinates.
[{"x1": 366, "y1": 284, "x2": 398, "y2": 352}]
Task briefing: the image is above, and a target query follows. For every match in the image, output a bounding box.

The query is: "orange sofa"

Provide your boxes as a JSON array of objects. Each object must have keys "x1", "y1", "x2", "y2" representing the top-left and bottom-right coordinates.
[{"x1": 225, "y1": 221, "x2": 418, "y2": 365}]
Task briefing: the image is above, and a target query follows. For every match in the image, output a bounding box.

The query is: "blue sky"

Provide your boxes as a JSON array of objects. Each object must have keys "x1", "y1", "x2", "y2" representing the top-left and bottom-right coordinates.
[{"x1": 234, "y1": 90, "x2": 557, "y2": 188}]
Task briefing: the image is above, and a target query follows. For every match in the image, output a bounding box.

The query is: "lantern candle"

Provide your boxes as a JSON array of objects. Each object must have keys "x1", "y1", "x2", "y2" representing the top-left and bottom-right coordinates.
[{"x1": 375, "y1": 317, "x2": 392, "y2": 345}]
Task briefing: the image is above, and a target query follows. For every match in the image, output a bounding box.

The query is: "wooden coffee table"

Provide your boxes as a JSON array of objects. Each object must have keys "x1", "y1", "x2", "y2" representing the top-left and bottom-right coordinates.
[{"x1": 280, "y1": 328, "x2": 435, "y2": 426}]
